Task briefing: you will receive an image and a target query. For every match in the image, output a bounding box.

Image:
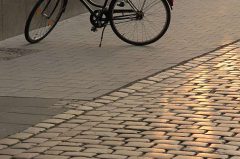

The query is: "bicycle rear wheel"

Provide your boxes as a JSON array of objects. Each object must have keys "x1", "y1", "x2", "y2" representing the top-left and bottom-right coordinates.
[
  {"x1": 25, "y1": 0, "x2": 64, "y2": 43},
  {"x1": 109, "y1": 0, "x2": 171, "y2": 46}
]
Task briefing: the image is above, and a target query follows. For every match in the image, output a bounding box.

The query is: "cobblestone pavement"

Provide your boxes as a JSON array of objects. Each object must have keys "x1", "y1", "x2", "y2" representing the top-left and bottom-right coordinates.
[
  {"x1": 0, "y1": 0, "x2": 240, "y2": 99},
  {"x1": 0, "y1": 41, "x2": 239, "y2": 159},
  {"x1": 2, "y1": 0, "x2": 240, "y2": 139}
]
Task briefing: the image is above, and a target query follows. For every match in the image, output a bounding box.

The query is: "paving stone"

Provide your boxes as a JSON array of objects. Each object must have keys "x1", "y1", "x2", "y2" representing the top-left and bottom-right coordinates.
[
  {"x1": 39, "y1": 141, "x2": 61, "y2": 147},
  {"x1": 61, "y1": 152, "x2": 95, "y2": 157},
  {"x1": 9, "y1": 133, "x2": 33, "y2": 140},
  {"x1": 14, "y1": 152, "x2": 39, "y2": 159},
  {"x1": 0, "y1": 155, "x2": 12, "y2": 159},
  {"x1": 42, "y1": 119, "x2": 65, "y2": 124},
  {"x1": 101, "y1": 141, "x2": 124, "y2": 146},
  {"x1": 113, "y1": 147, "x2": 136, "y2": 152},
  {"x1": 137, "y1": 148, "x2": 165, "y2": 153},
  {"x1": 0, "y1": 138, "x2": 19, "y2": 146},
  {"x1": 35, "y1": 123, "x2": 55, "y2": 129},
  {"x1": 58, "y1": 123, "x2": 79, "y2": 129},
  {"x1": 110, "y1": 92, "x2": 129, "y2": 98},
  {"x1": 64, "y1": 110, "x2": 84, "y2": 115},
  {"x1": 170, "y1": 137, "x2": 194, "y2": 142},
  {"x1": 84, "y1": 144, "x2": 110, "y2": 149},
  {"x1": 181, "y1": 141, "x2": 208, "y2": 147},
  {"x1": 13, "y1": 143, "x2": 37, "y2": 149},
  {"x1": 44, "y1": 150, "x2": 63, "y2": 155},
  {"x1": 68, "y1": 139, "x2": 101, "y2": 145},
  {"x1": 152, "y1": 141, "x2": 178, "y2": 147},
  {"x1": 51, "y1": 137, "x2": 71, "y2": 141},
  {"x1": 209, "y1": 144, "x2": 239, "y2": 150},
  {"x1": 70, "y1": 157, "x2": 92, "y2": 159},
  {"x1": 48, "y1": 128, "x2": 71, "y2": 133},
  {"x1": 168, "y1": 150, "x2": 196, "y2": 156},
  {"x1": 84, "y1": 148, "x2": 113, "y2": 154},
  {"x1": 206, "y1": 131, "x2": 234, "y2": 137},
  {"x1": 191, "y1": 134, "x2": 220, "y2": 139},
  {"x1": 173, "y1": 156, "x2": 203, "y2": 159},
  {"x1": 27, "y1": 147, "x2": 50, "y2": 153},
  {"x1": 145, "y1": 152, "x2": 174, "y2": 158},
  {"x1": 83, "y1": 131, "x2": 117, "y2": 137},
  {"x1": 118, "y1": 134, "x2": 142, "y2": 138},
  {"x1": 24, "y1": 127, "x2": 45, "y2": 135},
  {"x1": 24, "y1": 138, "x2": 48, "y2": 144},
  {"x1": 0, "y1": 148, "x2": 25, "y2": 155},
  {"x1": 197, "y1": 153, "x2": 228, "y2": 159},
  {"x1": 0, "y1": 145, "x2": 7, "y2": 150},
  {"x1": 97, "y1": 154, "x2": 127, "y2": 159},
  {"x1": 77, "y1": 116, "x2": 110, "y2": 122},
  {"x1": 184, "y1": 146, "x2": 214, "y2": 153},
  {"x1": 51, "y1": 146, "x2": 84, "y2": 152},
  {"x1": 35, "y1": 155, "x2": 70, "y2": 159},
  {"x1": 36, "y1": 133, "x2": 60, "y2": 139},
  {"x1": 126, "y1": 126, "x2": 153, "y2": 131},
  {"x1": 195, "y1": 138, "x2": 225, "y2": 144},
  {"x1": 125, "y1": 142, "x2": 154, "y2": 148},
  {"x1": 114, "y1": 150, "x2": 143, "y2": 156},
  {"x1": 154, "y1": 144, "x2": 183, "y2": 150},
  {"x1": 217, "y1": 149, "x2": 240, "y2": 156}
]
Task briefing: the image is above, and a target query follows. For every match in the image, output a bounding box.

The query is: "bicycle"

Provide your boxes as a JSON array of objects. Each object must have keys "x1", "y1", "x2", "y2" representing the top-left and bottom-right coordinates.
[{"x1": 25, "y1": 0, "x2": 173, "y2": 47}]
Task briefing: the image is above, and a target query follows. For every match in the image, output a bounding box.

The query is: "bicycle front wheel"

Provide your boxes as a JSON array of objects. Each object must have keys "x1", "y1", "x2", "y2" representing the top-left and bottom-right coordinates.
[
  {"x1": 25, "y1": 0, "x2": 64, "y2": 43},
  {"x1": 109, "y1": 0, "x2": 171, "y2": 46}
]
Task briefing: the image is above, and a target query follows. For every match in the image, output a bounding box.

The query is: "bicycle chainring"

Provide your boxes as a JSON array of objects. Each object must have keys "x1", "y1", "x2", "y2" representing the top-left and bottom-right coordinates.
[{"x1": 90, "y1": 10, "x2": 109, "y2": 28}]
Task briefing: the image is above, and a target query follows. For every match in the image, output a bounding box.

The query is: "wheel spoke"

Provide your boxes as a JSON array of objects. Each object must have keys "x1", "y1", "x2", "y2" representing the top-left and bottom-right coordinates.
[
  {"x1": 25, "y1": 0, "x2": 63, "y2": 43},
  {"x1": 111, "y1": 0, "x2": 170, "y2": 45}
]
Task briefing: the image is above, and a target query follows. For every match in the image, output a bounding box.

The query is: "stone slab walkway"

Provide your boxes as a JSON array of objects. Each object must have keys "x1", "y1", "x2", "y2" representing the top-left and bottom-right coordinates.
[
  {"x1": 0, "y1": 0, "x2": 240, "y2": 100},
  {"x1": 0, "y1": 41, "x2": 239, "y2": 159},
  {"x1": 0, "y1": 97, "x2": 63, "y2": 139}
]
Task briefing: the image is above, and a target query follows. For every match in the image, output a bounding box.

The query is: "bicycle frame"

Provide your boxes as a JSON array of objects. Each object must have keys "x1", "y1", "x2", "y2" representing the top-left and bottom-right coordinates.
[
  {"x1": 63, "y1": 0, "x2": 173, "y2": 15},
  {"x1": 63, "y1": 0, "x2": 109, "y2": 15},
  {"x1": 25, "y1": 0, "x2": 172, "y2": 45}
]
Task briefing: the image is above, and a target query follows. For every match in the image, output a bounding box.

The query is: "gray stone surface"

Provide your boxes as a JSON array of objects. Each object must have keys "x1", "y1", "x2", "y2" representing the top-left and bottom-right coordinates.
[
  {"x1": 0, "y1": 97, "x2": 65, "y2": 139},
  {"x1": 0, "y1": 123, "x2": 28, "y2": 139},
  {"x1": 0, "y1": 0, "x2": 240, "y2": 139},
  {"x1": 1, "y1": 0, "x2": 240, "y2": 100},
  {"x1": 0, "y1": 48, "x2": 39, "y2": 61}
]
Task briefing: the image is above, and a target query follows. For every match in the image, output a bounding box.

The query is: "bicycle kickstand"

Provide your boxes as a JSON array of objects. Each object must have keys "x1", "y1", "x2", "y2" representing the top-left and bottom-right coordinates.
[{"x1": 99, "y1": 25, "x2": 107, "y2": 47}]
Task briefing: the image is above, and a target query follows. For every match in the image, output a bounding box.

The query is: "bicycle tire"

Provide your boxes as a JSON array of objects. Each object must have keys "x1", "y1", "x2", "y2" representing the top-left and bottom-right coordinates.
[
  {"x1": 25, "y1": 0, "x2": 64, "y2": 43},
  {"x1": 109, "y1": 0, "x2": 171, "y2": 46}
]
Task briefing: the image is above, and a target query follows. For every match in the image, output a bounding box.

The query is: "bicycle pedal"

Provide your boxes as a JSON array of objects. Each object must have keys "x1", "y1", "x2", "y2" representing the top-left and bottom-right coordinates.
[{"x1": 91, "y1": 26, "x2": 97, "y2": 32}]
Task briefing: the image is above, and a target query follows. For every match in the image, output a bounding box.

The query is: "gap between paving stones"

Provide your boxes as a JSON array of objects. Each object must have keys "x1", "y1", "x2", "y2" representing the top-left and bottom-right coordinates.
[{"x1": 0, "y1": 38, "x2": 239, "y2": 158}]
